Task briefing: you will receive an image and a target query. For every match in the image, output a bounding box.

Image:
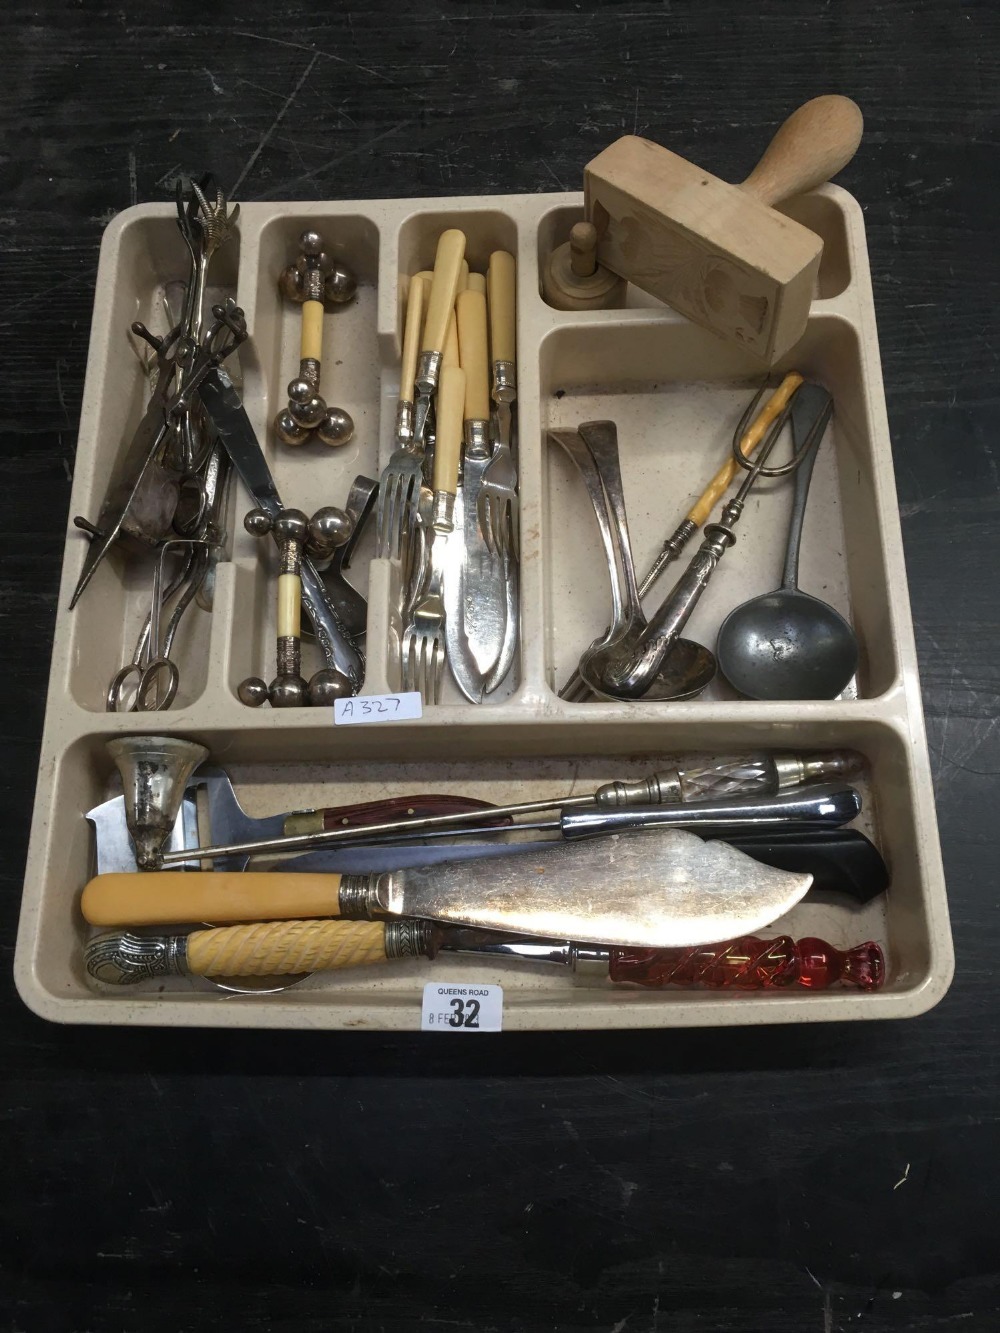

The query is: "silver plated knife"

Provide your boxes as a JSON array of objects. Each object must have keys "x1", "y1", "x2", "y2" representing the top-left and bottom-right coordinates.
[{"x1": 446, "y1": 288, "x2": 508, "y2": 700}]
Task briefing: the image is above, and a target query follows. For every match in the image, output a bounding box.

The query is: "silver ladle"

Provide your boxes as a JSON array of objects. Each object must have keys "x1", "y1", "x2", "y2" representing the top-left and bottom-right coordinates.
[
  {"x1": 550, "y1": 422, "x2": 715, "y2": 702},
  {"x1": 581, "y1": 385, "x2": 822, "y2": 701},
  {"x1": 717, "y1": 385, "x2": 858, "y2": 699}
]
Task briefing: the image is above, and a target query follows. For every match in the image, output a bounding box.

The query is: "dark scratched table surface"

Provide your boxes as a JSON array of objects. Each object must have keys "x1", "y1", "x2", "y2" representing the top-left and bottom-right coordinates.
[{"x1": 2, "y1": 3, "x2": 998, "y2": 1330}]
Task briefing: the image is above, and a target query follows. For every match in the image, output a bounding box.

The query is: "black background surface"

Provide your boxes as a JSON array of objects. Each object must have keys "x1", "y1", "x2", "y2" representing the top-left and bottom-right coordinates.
[{"x1": 2, "y1": 3, "x2": 998, "y2": 1330}]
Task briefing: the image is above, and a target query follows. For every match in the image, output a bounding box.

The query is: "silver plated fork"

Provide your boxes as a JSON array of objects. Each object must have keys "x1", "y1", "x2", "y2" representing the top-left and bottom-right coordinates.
[
  {"x1": 376, "y1": 272, "x2": 429, "y2": 558},
  {"x1": 479, "y1": 394, "x2": 519, "y2": 557}
]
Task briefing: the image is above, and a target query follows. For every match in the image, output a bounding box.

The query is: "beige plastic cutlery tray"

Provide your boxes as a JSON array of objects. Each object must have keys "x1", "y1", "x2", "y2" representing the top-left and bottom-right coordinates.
[{"x1": 15, "y1": 188, "x2": 953, "y2": 1029}]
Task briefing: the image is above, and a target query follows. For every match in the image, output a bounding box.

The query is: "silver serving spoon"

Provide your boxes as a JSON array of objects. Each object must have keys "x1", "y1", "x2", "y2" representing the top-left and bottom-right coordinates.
[{"x1": 552, "y1": 422, "x2": 715, "y2": 703}]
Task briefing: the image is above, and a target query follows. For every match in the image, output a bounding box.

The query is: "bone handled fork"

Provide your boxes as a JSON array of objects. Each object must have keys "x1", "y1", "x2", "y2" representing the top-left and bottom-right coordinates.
[
  {"x1": 479, "y1": 250, "x2": 519, "y2": 557},
  {"x1": 401, "y1": 363, "x2": 465, "y2": 704},
  {"x1": 376, "y1": 231, "x2": 466, "y2": 559}
]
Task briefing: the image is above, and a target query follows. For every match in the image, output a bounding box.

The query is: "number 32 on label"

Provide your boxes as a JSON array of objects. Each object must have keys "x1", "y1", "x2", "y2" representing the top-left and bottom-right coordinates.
[{"x1": 421, "y1": 983, "x2": 503, "y2": 1032}]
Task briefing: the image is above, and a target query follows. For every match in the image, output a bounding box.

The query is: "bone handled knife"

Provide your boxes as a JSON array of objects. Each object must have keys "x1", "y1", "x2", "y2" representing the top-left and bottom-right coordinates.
[
  {"x1": 445, "y1": 287, "x2": 508, "y2": 700},
  {"x1": 412, "y1": 229, "x2": 466, "y2": 443},
  {"x1": 80, "y1": 830, "x2": 812, "y2": 948},
  {"x1": 393, "y1": 272, "x2": 427, "y2": 445}
]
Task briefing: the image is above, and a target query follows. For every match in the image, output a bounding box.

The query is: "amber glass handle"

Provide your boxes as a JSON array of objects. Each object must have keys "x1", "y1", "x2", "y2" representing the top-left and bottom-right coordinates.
[{"x1": 608, "y1": 936, "x2": 885, "y2": 990}]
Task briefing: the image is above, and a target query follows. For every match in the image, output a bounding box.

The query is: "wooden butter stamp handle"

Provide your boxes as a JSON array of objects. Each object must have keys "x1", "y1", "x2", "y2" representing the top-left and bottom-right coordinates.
[{"x1": 740, "y1": 95, "x2": 864, "y2": 208}]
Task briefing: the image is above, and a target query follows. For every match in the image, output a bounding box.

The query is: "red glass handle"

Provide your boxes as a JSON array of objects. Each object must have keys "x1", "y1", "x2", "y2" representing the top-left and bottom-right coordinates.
[{"x1": 608, "y1": 936, "x2": 885, "y2": 991}]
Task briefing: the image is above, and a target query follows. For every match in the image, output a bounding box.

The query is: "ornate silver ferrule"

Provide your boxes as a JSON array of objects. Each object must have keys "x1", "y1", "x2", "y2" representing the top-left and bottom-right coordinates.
[
  {"x1": 463, "y1": 418, "x2": 491, "y2": 460},
  {"x1": 567, "y1": 944, "x2": 611, "y2": 979},
  {"x1": 595, "y1": 770, "x2": 682, "y2": 808},
  {"x1": 85, "y1": 931, "x2": 188, "y2": 986},
  {"x1": 665, "y1": 517, "x2": 697, "y2": 558},
  {"x1": 715, "y1": 496, "x2": 745, "y2": 533},
  {"x1": 431, "y1": 490, "x2": 455, "y2": 533},
  {"x1": 276, "y1": 636, "x2": 299, "y2": 676},
  {"x1": 395, "y1": 398, "x2": 415, "y2": 445},
  {"x1": 383, "y1": 919, "x2": 436, "y2": 960},
  {"x1": 279, "y1": 539, "x2": 303, "y2": 577},
  {"x1": 415, "y1": 349, "x2": 442, "y2": 396},
  {"x1": 300, "y1": 357, "x2": 321, "y2": 389},
  {"x1": 773, "y1": 750, "x2": 857, "y2": 790},
  {"x1": 700, "y1": 521, "x2": 738, "y2": 556},
  {"x1": 337, "y1": 874, "x2": 381, "y2": 920},
  {"x1": 303, "y1": 265, "x2": 325, "y2": 303},
  {"x1": 491, "y1": 359, "x2": 516, "y2": 404}
]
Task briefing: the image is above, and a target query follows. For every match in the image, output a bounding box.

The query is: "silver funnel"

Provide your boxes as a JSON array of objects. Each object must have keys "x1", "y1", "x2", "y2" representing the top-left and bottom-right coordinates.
[{"x1": 106, "y1": 735, "x2": 209, "y2": 870}]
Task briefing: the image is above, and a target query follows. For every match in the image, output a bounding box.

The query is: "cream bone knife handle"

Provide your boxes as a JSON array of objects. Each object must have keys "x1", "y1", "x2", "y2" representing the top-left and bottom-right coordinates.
[
  {"x1": 456, "y1": 289, "x2": 491, "y2": 452},
  {"x1": 395, "y1": 273, "x2": 428, "y2": 443},
  {"x1": 413, "y1": 270, "x2": 434, "y2": 337},
  {"x1": 433, "y1": 364, "x2": 466, "y2": 500},
  {"x1": 443, "y1": 310, "x2": 461, "y2": 370},
  {"x1": 487, "y1": 250, "x2": 517, "y2": 397},
  {"x1": 739, "y1": 95, "x2": 864, "y2": 208},
  {"x1": 438, "y1": 261, "x2": 467, "y2": 395},
  {"x1": 416, "y1": 229, "x2": 467, "y2": 394},
  {"x1": 82, "y1": 870, "x2": 354, "y2": 927},
  {"x1": 466, "y1": 272, "x2": 486, "y2": 295}
]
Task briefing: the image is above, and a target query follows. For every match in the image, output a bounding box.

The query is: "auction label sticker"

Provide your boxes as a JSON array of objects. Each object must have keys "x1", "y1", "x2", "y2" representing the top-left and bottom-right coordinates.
[
  {"x1": 334, "y1": 692, "x2": 423, "y2": 725},
  {"x1": 421, "y1": 982, "x2": 503, "y2": 1032}
]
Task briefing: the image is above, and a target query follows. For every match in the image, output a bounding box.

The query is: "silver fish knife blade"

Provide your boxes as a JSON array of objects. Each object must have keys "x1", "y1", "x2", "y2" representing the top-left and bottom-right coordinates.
[
  {"x1": 375, "y1": 829, "x2": 811, "y2": 948},
  {"x1": 445, "y1": 457, "x2": 508, "y2": 701}
]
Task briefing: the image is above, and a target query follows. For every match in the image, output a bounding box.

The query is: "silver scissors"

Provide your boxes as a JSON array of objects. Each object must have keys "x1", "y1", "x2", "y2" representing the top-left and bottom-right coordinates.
[{"x1": 106, "y1": 538, "x2": 216, "y2": 712}]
